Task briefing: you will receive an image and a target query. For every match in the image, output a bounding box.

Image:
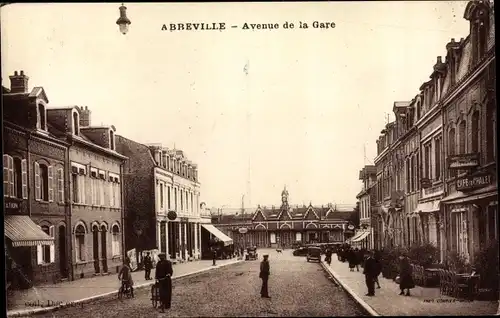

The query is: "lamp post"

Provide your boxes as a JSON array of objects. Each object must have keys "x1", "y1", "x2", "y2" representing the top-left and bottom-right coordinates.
[{"x1": 116, "y1": 3, "x2": 131, "y2": 35}]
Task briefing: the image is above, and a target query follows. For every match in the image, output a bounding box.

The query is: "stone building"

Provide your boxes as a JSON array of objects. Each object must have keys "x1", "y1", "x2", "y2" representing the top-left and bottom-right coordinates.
[
  {"x1": 353, "y1": 165, "x2": 377, "y2": 249},
  {"x1": 45, "y1": 105, "x2": 127, "y2": 279},
  {"x1": 3, "y1": 72, "x2": 68, "y2": 286},
  {"x1": 213, "y1": 187, "x2": 355, "y2": 248},
  {"x1": 115, "y1": 137, "x2": 208, "y2": 262}
]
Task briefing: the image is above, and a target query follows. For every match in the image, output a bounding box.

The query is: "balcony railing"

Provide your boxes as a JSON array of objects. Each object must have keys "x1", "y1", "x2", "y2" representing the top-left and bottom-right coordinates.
[{"x1": 421, "y1": 183, "x2": 444, "y2": 199}]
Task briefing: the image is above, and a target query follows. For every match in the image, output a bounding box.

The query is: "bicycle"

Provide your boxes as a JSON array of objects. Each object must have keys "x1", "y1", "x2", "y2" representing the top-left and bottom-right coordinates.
[{"x1": 118, "y1": 279, "x2": 134, "y2": 300}]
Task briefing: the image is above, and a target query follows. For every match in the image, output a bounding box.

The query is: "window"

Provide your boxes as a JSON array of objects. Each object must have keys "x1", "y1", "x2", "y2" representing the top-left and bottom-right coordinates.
[
  {"x1": 109, "y1": 130, "x2": 115, "y2": 151},
  {"x1": 112, "y1": 224, "x2": 121, "y2": 256},
  {"x1": 166, "y1": 156, "x2": 170, "y2": 170},
  {"x1": 34, "y1": 163, "x2": 52, "y2": 201},
  {"x1": 458, "y1": 121, "x2": 466, "y2": 154},
  {"x1": 435, "y1": 138, "x2": 442, "y2": 181},
  {"x1": 57, "y1": 168, "x2": 64, "y2": 203},
  {"x1": 71, "y1": 165, "x2": 86, "y2": 204},
  {"x1": 470, "y1": 111, "x2": 480, "y2": 153},
  {"x1": 180, "y1": 190, "x2": 184, "y2": 211},
  {"x1": 72, "y1": 174, "x2": 79, "y2": 203},
  {"x1": 167, "y1": 186, "x2": 171, "y2": 210},
  {"x1": 37, "y1": 225, "x2": 54, "y2": 264},
  {"x1": 75, "y1": 224, "x2": 86, "y2": 262},
  {"x1": 191, "y1": 192, "x2": 194, "y2": 213},
  {"x1": 174, "y1": 188, "x2": 178, "y2": 210},
  {"x1": 3, "y1": 155, "x2": 27, "y2": 199},
  {"x1": 452, "y1": 212, "x2": 468, "y2": 260},
  {"x1": 73, "y1": 112, "x2": 79, "y2": 135},
  {"x1": 186, "y1": 191, "x2": 189, "y2": 212},
  {"x1": 448, "y1": 128, "x2": 456, "y2": 178},
  {"x1": 486, "y1": 100, "x2": 496, "y2": 162},
  {"x1": 37, "y1": 104, "x2": 46, "y2": 130},
  {"x1": 424, "y1": 143, "x2": 431, "y2": 179},
  {"x1": 160, "y1": 183, "x2": 164, "y2": 210}
]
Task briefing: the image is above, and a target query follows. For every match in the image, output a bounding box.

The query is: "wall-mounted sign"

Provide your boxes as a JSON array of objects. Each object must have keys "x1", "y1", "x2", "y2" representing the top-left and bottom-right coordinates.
[
  {"x1": 5, "y1": 201, "x2": 19, "y2": 210},
  {"x1": 238, "y1": 227, "x2": 248, "y2": 234},
  {"x1": 456, "y1": 172, "x2": 493, "y2": 191},
  {"x1": 447, "y1": 153, "x2": 480, "y2": 170},
  {"x1": 420, "y1": 178, "x2": 432, "y2": 189},
  {"x1": 347, "y1": 225, "x2": 355, "y2": 230},
  {"x1": 167, "y1": 210, "x2": 177, "y2": 220}
]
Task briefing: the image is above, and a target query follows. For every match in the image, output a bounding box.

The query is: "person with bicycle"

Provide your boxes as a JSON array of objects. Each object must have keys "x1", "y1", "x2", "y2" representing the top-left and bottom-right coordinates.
[
  {"x1": 118, "y1": 257, "x2": 134, "y2": 298},
  {"x1": 155, "y1": 253, "x2": 173, "y2": 313}
]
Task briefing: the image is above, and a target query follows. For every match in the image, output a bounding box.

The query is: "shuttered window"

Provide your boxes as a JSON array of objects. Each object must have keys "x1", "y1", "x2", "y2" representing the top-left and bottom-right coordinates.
[
  {"x1": 57, "y1": 168, "x2": 64, "y2": 203},
  {"x1": 48, "y1": 166, "x2": 54, "y2": 202},
  {"x1": 34, "y1": 162, "x2": 41, "y2": 200}
]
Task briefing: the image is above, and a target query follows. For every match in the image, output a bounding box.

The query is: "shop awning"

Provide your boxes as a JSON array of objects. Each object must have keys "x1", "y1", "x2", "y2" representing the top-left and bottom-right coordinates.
[
  {"x1": 347, "y1": 231, "x2": 364, "y2": 243},
  {"x1": 442, "y1": 185, "x2": 498, "y2": 204},
  {"x1": 414, "y1": 201, "x2": 440, "y2": 213},
  {"x1": 201, "y1": 224, "x2": 233, "y2": 246},
  {"x1": 352, "y1": 231, "x2": 370, "y2": 242},
  {"x1": 4, "y1": 215, "x2": 54, "y2": 247}
]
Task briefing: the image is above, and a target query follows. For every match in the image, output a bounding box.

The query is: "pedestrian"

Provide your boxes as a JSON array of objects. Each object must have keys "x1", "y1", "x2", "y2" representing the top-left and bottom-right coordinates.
[
  {"x1": 363, "y1": 251, "x2": 377, "y2": 296},
  {"x1": 354, "y1": 248, "x2": 362, "y2": 272},
  {"x1": 143, "y1": 252, "x2": 153, "y2": 280},
  {"x1": 259, "y1": 254, "x2": 271, "y2": 298},
  {"x1": 118, "y1": 258, "x2": 134, "y2": 298},
  {"x1": 347, "y1": 248, "x2": 356, "y2": 272},
  {"x1": 398, "y1": 253, "x2": 415, "y2": 296},
  {"x1": 325, "y1": 247, "x2": 332, "y2": 266},
  {"x1": 373, "y1": 250, "x2": 382, "y2": 289},
  {"x1": 212, "y1": 247, "x2": 217, "y2": 266},
  {"x1": 155, "y1": 253, "x2": 173, "y2": 312}
]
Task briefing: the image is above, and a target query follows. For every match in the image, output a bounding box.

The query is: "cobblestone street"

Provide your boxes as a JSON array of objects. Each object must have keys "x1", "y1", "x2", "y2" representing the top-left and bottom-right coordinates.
[{"x1": 32, "y1": 250, "x2": 366, "y2": 317}]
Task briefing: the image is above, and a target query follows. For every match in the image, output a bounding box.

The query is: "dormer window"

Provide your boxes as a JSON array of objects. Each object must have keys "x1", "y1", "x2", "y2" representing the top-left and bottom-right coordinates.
[
  {"x1": 73, "y1": 112, "x2": 80, "y2": 136},
  {"x1": 37, "y1": 104, "x2": 47, "y2": 131},
  {"x1": 166, "y1": 156, "x2": 170, "y2": 170},
  {"x1": 109, "y1": 130, "x2": 115, "y2": 150}
]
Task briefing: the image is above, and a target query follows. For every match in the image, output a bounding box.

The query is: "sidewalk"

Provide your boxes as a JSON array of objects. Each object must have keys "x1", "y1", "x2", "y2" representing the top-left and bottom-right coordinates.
[
  {"x1": 322, "y1": 257, "x2": 498, "y2": 316},
  {"x1": 7, "y1": 258, "x2": 241, "y2": 317}
]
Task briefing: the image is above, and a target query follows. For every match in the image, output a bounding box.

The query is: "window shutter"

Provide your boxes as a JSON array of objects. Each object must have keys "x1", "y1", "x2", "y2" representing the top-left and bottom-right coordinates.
[
  {"x1": 57, "y1": 168, "x2": 64, "y2": 203},
  {"x1": 8, "y1": 156, "x2": 14, "y2": 197},
  {"x1": 49, "y1": 226, "x2": 55, "y2": 263},
  {"x1": 37, "y1": 225, "x2": 43, "y2": 265},
  {"x1": 34, "y1": 162, "x2": 41, "y2": 200},
  {"x1": 48, "y1": 166, "x2": 54, "y2": 202},
  {"x1": 3, "y1": 155, "x2": 9, "y2": 197},
  {"x1": 21, "y1": 159, "x2": 28, "y2": 199}
]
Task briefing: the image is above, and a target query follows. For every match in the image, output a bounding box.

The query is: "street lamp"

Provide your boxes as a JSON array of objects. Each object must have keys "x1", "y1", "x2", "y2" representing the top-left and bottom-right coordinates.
[{"x1": 116, "y1": 3, "x2": 131, "y2": 35}]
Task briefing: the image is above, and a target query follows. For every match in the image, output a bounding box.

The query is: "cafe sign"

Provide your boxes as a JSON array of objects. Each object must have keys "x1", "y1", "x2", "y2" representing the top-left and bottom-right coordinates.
[
  {"x1": 447, "y1": 153, "x2": 480, "y2": 170},
  {"x1": 456, "y1": 172, "x2": 493, "y2": 191}
]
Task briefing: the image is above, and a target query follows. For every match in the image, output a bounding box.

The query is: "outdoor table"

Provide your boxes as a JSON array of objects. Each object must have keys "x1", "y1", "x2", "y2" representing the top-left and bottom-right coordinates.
[
  {"x1": 456, "y1": 274, "x2": 480, "y2": 300},
  {"x1": 424, "y1": 268, "x2": 440, "y2": 287}
]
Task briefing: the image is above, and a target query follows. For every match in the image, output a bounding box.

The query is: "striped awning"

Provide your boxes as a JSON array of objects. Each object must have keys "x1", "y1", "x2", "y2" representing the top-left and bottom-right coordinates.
[{"x1": 5, "y1": 215, "x2": 54, "y2": 247}]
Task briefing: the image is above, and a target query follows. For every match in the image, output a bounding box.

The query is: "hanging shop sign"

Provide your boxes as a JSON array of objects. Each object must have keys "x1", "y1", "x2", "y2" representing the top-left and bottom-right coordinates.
[
  {"x1": 456, "y1": 172, "x2": 493, "y2": 191},
  {"x1": 238, "y1": 227, "x2": 248, "y2": 234},
  {"x1": 447, "y1": 153, "x2": 480, "y2": 170}
]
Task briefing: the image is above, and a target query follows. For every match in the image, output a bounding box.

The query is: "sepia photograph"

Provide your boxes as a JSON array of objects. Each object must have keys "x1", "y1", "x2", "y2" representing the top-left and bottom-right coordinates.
[{"x1": 1, "y1": 1, "x2": 498, "y2": 317}]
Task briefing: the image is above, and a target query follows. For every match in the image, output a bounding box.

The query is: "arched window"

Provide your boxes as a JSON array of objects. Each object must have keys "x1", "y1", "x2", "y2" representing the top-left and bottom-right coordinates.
[
  {"x1": 34, "y1": 163, "x2": 52, "y2": 201},
  {"x1": 112, "y1": 224, "x2": 121, "y2": 256},
  {"x1": 458, "y1": 121, "x2": 466, "y2": 154},
  {"x1": 38, "y1": 104, "x2": 46, "y2": 130},
  {"x1": 73, "y1": 112, "x2": 79, "y2": 136},
  {"x1": 41, "y1": 225, "x2": 51, "y2": 263},
  {"x1": 471, "y1": 111, "x2": 480, "y2": 153},
  {"x1": 75, "y1": 224, "x2": 86, "y2": 262},
  {"x1": 109, "y1": 130, "x2": 115, "y2": 150},
  {"x1": 448, "y1": 128, "x2": 456, "y2": 178},
  {"x1": 486, "y1": 99, "x2": 496, "y2": 162}
]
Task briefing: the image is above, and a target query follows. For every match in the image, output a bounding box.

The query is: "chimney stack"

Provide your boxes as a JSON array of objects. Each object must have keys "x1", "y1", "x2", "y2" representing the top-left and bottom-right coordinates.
[
  {"x1": 80, "y1": 106, "x2": 91, "y2": 127},
  {"x1": 9, "y1": 70, "x2": 29, "y2": 93}
]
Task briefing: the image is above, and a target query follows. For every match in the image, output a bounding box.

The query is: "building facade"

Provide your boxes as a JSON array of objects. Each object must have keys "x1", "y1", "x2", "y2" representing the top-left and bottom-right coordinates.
[
  {"x1": 354, "y1": 165, "x2": 377, "y2": 249},
  {"x1": 372, "y1": 1, "x2": 496, "y2": 265},
  {"x1": 3, "y1": 74, "x2": 68, "y2": 286},
  {"x1": 213, "y1": 187, "x2": 355, "y2": 248},
  {"x1": 115, "y1": 137, "x2": 207, "y2": 262}
]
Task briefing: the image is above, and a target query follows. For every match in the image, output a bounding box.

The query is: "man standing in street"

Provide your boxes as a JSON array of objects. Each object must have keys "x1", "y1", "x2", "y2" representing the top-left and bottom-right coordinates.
[
  {"x1": 363, "y1": 250, "x2": 377, "y2": 296},
  {"x1": 155, "y1": 253, "x2": 173, "y2": 313},
  {"x1": 259, "y1": 254, "x2": 271, "y2": 298},
  {"x1": 212, "y1": 247, "x2": 217, "y2": 266},
  {"x1": 143, "y1": 252, "x2": 153, "y2": 280}
]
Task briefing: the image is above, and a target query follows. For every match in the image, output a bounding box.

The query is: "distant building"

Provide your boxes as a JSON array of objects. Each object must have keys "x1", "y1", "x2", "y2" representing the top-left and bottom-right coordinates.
[
  {"x1": 353, "y1": 165, "x2": 377, "y2": 249},
  {"x1": 212, "y1": 187, "x2": 355, "y2": 248}
]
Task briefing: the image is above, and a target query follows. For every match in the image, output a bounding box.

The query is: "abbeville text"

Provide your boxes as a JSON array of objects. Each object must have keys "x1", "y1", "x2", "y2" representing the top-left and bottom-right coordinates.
[{"x1": 162, "y1": 23, "x2": 226, "y2": 31}]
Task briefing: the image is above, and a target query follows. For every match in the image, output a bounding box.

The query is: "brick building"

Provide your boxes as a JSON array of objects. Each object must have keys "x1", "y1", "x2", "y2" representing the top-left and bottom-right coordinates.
[
  {"x1": 115, "y1": 137, "x2": 208, "y2": 263},
  {"x1": 3, "y1": 72, "x2": 69, "y2": 286},
  {"x1": 212, "y1": 187, "x2": 355, "y2": 248},
  {"x1": 372, "y1": 0, "x2": 496, "y2": 264},
  {"x1": 353, "y1": 165, "x2": 377, "y2": 249}
]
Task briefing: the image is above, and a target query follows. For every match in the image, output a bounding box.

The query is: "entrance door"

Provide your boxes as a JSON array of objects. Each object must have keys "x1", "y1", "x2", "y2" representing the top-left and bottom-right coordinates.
[
  {"x1": 101, "y1": 225, "x2": 108, "y2": 273},
  {"x1": 92, "y1": 225, "x2": 100, "y2": 274},
  {"x1": 58, "y1": 225, "x2": 68, "y2": 278}
]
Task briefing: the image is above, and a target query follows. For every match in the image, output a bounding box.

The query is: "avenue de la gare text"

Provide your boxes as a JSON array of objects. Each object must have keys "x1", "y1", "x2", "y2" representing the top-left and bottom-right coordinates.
[{"x1": 161, "y1": 21, "x2": 336, "y2": 31}]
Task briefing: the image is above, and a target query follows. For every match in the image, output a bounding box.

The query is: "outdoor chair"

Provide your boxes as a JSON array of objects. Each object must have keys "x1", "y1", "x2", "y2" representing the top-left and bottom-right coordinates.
[
  {"x1": 445, "y1": 270, "x2": 454, "y2": 296},
  {"x1": 438, "y1": 269, "x2": 447, "y2": 295},
  {"x1": 450, "y1": 271, "x2": 468, "y2": 299}
]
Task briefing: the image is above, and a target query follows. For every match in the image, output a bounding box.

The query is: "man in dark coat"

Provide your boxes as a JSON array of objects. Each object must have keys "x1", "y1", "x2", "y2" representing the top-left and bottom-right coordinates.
[
  {"x1": 325, "y1": 247, "x2": 332, "y2": 266},
  {"x1": 259, "y1": 254, "x2": 271, "y2": 298},
  {"x1": 363, "y1": 251, "x2": 378, "y2": 296},
  {"x1": 398, "y1": 254, "x2": 415, "y2": 296},
  {"x1": 143, "y1": 252, "x2": 153, "y2": 280},
  {"x1": 155, "y1": 253, "x2": 173, "y2": 312}
]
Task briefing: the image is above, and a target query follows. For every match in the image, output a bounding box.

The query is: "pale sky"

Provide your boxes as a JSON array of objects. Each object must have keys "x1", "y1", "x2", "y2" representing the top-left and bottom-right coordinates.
[{"x1": 1, "y1": 2, "x2": 470, "y2": 209}]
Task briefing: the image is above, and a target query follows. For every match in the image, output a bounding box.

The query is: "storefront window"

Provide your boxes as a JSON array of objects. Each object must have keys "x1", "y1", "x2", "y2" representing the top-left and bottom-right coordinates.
[{"x1": 488, "y1": 205, "x2": 497, "y2": 240}]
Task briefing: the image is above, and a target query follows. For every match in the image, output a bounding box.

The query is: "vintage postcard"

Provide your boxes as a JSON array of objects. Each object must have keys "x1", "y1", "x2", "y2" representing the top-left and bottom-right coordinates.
[{"x1": 2, "y1": 1, "x2": 498, "y2": 317}]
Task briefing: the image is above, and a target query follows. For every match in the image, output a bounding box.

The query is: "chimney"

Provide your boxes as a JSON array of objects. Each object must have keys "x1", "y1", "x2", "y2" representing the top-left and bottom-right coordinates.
[
  {"x1": 9, "y1": 70, "x2": 29, "y2": 93},
  {"x1": 80, "y1": 106, "x2": 91, "y2": 127}
]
